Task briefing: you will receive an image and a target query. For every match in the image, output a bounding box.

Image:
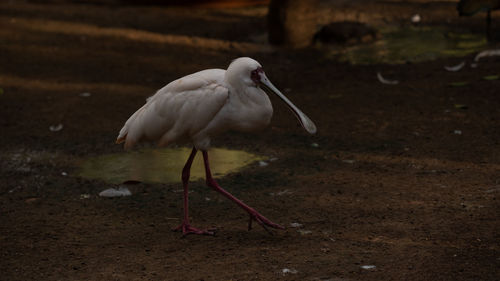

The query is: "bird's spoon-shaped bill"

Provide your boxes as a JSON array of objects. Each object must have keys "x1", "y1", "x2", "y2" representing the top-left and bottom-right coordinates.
[{"x1": 259, "y1": 74, "x2": 317, "y2": 134}]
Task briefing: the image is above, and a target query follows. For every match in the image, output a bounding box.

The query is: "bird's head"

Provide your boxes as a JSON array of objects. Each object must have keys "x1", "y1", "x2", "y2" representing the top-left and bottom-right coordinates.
[
  {"x1": 226, "y1": 57, "x2": 264, "y2": 87},
  {"x1": 226, "y1": 57, "x2": 317, "y2": 135}
]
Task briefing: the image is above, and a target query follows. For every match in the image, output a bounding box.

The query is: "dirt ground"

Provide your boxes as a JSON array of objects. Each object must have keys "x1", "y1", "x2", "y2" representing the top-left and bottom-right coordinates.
[{"x1": 1, "y1": 2, "x2": 499, "y2": 281}]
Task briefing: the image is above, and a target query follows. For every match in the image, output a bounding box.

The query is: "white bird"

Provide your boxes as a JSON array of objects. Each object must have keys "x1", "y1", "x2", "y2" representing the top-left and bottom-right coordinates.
[{"x1": 116, "y1": 57, "x2": 316, "y2": 236}]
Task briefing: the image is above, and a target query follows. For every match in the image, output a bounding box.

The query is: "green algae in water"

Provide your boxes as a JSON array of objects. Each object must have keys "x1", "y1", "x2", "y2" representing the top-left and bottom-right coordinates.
[
  {"x1": 78, "y1": 147, "x2": 264, "y2": 184},
  {"x1": 327, "y1": 26, "x2": 487, "y2": 64},
  {"x1": 483, "y1": 75, "x2": 499, "y2": 80}
]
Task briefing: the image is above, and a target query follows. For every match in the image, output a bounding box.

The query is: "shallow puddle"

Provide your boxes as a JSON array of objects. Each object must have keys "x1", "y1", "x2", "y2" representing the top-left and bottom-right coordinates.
[
  {"x1": 327, "y1": 26, "x2": 487, "y2": 64},
  {"x1": 77, "y1": 147, "x2": 263, "y2": 184}
]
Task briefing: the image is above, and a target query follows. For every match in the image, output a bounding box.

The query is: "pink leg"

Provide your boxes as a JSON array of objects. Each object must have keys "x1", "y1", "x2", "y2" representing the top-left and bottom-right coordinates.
[
  {"x1": 201, "y1": 150, "x2": 284, "y2": 234},
  {"x1": 173, "y1": 147, "x2": 215, "y2": 236}
]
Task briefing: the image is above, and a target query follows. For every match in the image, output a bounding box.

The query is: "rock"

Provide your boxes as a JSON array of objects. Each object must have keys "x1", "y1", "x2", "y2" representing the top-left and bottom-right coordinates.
[
  {"x1": 268, "y1": 0, "x2": 320, "y2": 47},
  {"x1": 267, "y1": 0, "x2": 459, "y2": 48},
  {"x1": 313, "y1": 21, "x2": 378, "y2": 45}
]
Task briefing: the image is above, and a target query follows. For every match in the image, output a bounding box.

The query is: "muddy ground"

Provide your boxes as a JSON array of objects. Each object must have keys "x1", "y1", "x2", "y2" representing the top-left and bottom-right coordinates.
[{"x1": 0, "y1": 2, "x2": 499, "y2": 281}]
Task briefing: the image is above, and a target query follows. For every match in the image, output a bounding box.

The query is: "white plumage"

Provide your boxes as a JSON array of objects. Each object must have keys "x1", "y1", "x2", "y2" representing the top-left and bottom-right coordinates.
[
  {"x1": 116, "y1": 57, "x2": 316, "y2": 235},
  {"x1": 117, "y1": 57, "x2": 315, "y2": 150},
  {"x1": 117, "y1": 69, "x2": 232, "y2": 150}
]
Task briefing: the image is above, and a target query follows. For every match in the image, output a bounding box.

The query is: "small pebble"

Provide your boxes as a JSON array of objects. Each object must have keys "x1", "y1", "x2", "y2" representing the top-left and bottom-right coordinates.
[
  {"x1": 411, "y1": 14, "x2": 421, "y2": 23},
  {"x1": 80, "y1": 194, "x2": 91, "y2": 199},
  {"x1": 49, "y1": 124, "x2": 63, "y2": 132},
  {"x1": 79, "y1": 92, "x2": 91, "y2": 97},
  {"x1": 99, "y1": 187, "x2": 132, "y2": 197},
  {"x1": 361, "y1": 265, "x2": 376, "y2": 270},
  {"x1": 282, "y1": 268, "x2": 298, "y2": 274}
]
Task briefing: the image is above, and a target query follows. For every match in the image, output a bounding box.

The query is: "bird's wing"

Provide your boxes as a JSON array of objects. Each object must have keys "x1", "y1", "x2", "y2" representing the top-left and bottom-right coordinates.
[{"x1": 118, "y1": 69, "x2": 228, "y2": 149}]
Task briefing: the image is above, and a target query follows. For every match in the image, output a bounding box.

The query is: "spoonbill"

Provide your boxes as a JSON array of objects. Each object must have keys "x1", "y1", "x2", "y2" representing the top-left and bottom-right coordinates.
[{"x1": 116, "y1": 57, "x2": 316, "y2": 235}]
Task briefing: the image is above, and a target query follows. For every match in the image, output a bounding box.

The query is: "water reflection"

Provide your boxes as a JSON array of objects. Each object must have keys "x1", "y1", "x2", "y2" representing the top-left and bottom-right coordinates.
[
  {"x1": 327, "y1": 26, "x2": 486, "y2": 64},
  {"x1": 78, "y1": 147, "x2": 263, "y2": 184}
]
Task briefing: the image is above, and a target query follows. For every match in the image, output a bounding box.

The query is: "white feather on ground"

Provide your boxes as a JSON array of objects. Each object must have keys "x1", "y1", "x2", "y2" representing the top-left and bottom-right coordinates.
[
  {"x1": 474, "y1": 49, "x2": 500, "y2": 62},
  {"x1": 377, "y1": 72, "x2": 399, "y2": 85},
  {"x1": 444, "y1": 61, "x2": 465, "y2": 72}
]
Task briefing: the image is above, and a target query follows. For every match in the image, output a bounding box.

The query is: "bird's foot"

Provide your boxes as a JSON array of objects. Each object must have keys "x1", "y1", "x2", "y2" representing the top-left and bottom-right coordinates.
[
  {"x1": 173, "y1": 222, "x2": 216, "y2": 236},
  {"x1": 247, "y1": 209, "x2": 284, "y2": 234}
]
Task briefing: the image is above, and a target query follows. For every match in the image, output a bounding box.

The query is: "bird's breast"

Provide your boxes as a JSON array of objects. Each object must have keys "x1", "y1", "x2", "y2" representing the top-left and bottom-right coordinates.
[{"x1": 225, "y1": 88, "x2": 273, "y2": 132}]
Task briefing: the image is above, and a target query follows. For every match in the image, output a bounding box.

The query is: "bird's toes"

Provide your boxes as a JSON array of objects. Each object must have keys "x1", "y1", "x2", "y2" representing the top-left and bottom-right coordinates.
[
  {"x1": 182, "y1": 228, "x2": 216, "y2": 237},
  {"x1": 173, "y1": 223, "x2": 217, "y2": 236},
  {"x1": 247, "y1": 213, "x2": 284, "y2": 234}
]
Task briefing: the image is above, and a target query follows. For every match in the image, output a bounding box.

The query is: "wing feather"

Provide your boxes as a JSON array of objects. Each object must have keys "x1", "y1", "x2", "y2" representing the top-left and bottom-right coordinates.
[{"x1": 117, "y1": 69, "x2": 228, "y2": 149}]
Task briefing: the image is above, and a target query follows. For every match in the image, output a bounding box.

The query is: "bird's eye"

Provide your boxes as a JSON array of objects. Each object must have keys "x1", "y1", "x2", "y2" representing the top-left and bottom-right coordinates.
[{"x1": 251, "y1": 67, "x2": 263, "y2": 83}]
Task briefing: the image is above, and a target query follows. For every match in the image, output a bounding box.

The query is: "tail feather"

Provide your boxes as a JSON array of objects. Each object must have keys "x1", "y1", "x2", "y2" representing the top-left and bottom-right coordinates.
[
  {"x1": 116, "y1": 135, "x2": 126, "y2": 144},
  {"x1": 116, "y1": 105, "x2": 146, "y2": 148}
]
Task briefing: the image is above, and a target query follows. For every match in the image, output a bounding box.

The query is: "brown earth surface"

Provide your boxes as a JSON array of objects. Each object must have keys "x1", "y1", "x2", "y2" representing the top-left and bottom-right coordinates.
[{"x1": 0, "y1": 2, "x2": 499, "y2": 281}]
